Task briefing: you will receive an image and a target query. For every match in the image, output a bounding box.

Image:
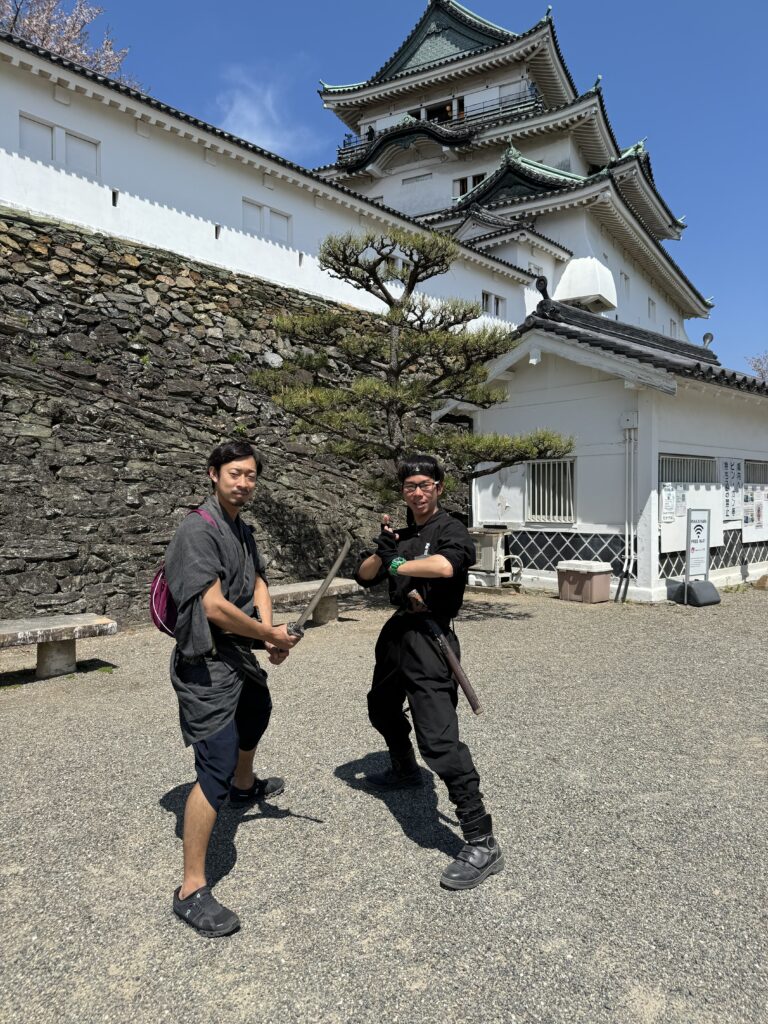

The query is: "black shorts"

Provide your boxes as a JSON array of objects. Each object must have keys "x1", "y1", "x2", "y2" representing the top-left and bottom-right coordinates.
[{"x1": 192, "y1": 678, "x2": 273, "y2": 812}]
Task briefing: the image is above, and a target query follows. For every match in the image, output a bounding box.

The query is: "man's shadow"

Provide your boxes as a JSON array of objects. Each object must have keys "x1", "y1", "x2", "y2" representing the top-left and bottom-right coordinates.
[
  {"x1": 334, "y1": 753, "x2": 463, "y2": 858},
  {"x1": 159, "y1": 783, "x2": 324, "y2": 887}
]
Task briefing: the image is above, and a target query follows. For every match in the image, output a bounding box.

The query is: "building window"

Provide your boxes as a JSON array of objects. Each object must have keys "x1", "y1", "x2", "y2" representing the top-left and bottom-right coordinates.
[
  {"x1": 648, "y1": 297, "x2": 656, "y2": 323},
  {"x1": 242, "y1": 199, "x2": 292, "y2": 244},
  {"x1": 267, "y1": 209, "x2": 291, "y2": 244},
  {"x1": 659, "y1": 455, "x2": 717, "y2": 484},
  {"x1": 65, "y1": 131, "x2": 98, "y2": 177},
  {"x1": 19, "y1": 114, "x2": 100, "y2": 178},
  {"x1": 482, "y1": 291, "x2": 506, "y2": 318},
  {"x1": 242, "y1": 199, "x2": 263, "y2": 235},
  {"x1": 620, "y1": 271, "x2": 630, "y2": 298},
  {"x1": 425, "y1": 100, "x2": 452, "y2": 123},
  {"x1": 669, "y1": 318, "x2": 678, "y2": 338},
  {"x1": 745, "y1": 461, "x2": 768, "y2": 484},
  {"x1": 453, "y1": 173, "x2": 486, "y2": 197},
  {"x1": 401, "y1": 172, "x2": 432, "y2": 185},
  {"x1": 526, "y1": 459, "x2": 575, "y2": 523},
  {"x1": 19, "y1": 114, "x2": 53, "y2": 162}
]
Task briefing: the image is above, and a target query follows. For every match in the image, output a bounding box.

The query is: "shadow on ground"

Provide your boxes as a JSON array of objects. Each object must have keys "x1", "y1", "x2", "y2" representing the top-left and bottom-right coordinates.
[
  {"x1": 159, "y1": 782, "x2": 325, "y2": 887},
  {"x1": 0, "y1": 658, "x2": 118, "y2": 688},
  {"x1": 335, "y1": 752, "x2": 463, "y2": 858},
  {"x1": 459, "y1": 601, "x2": 533, "y2": 623}
]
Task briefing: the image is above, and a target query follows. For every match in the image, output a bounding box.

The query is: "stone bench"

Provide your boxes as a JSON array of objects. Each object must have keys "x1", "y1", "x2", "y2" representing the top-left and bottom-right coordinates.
[
  {"x1": 269, "y1": 578, "x2": 361, "y2": 626},
  {"x1": 0, "y1": 613, "x2": 119, "y2": 679}
]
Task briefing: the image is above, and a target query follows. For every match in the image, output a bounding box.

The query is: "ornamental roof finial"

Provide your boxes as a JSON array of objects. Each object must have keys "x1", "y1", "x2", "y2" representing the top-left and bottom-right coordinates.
[
  {"x1": 545, "y1": 5, "x2": 553, "y2": 19},
  {"x1": 593, "y1": 73, "x2": 602, "y2": 90},
  {"x1": 535, "y1": 276, "x2": 550, "y2": 301}
]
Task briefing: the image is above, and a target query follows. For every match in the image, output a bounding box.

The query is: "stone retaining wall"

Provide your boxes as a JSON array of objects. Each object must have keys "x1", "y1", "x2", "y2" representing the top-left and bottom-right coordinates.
[{"x1": 0, "y1": 206, "x2": 432, "y2": 622}]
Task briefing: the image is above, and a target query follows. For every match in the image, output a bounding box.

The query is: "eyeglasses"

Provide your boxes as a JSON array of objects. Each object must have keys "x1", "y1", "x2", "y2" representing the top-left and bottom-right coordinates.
[{"x1": 402, "y1": 480, "x2": 437, "y2": 494}]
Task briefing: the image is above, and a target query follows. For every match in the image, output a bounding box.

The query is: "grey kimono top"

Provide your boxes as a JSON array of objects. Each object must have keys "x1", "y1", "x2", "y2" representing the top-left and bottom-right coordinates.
[{"x1": 165, "y1": 495, "x2": 267, "y2": 745}]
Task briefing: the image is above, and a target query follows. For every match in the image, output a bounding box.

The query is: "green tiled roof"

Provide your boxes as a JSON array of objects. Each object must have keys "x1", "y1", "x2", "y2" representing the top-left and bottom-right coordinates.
[{"x1": 322, "y1": 0, "x2": 516, "y2": 93}]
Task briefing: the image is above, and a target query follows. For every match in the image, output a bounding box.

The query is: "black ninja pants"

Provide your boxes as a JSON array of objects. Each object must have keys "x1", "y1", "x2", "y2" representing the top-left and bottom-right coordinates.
[{"x1": 367, "y1": 615, "x2": 483, "y2": 817}]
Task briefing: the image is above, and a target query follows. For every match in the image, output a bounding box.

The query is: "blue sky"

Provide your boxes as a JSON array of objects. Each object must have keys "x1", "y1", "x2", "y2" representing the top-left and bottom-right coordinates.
[{"x1": 94, "y1": 0, "x2": 766, "y2": 373}]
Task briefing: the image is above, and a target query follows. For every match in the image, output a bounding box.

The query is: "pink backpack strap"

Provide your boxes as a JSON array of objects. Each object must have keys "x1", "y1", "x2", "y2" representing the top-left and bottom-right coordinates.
[{"x1": 190, "y1": 508, "x2": 221, "y2": 531}]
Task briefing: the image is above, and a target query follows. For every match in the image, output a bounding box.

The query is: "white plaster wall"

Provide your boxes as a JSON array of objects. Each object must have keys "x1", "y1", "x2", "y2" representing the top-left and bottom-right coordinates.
[
  {"x1": 536, "y1": 208, "x2": 690, "y2": 337},
  {"x1": 656, "y1": 384, "x2": 768, "y2": 460},
  {"x1": 472, "y1": 353, "x2": 636, "y2": 532},
  {"x1": 516, "y1": 135, "x2": 579, "y2": 173},
  {"x1": 634, "y1": 384, "x2": 768, "y2": 600},
  {"x1": 350, "y1": 146, "x2": 500, "y2": 217},
  {"x1": 0, "y1": 59, "x2": 529, "y2": 322}
]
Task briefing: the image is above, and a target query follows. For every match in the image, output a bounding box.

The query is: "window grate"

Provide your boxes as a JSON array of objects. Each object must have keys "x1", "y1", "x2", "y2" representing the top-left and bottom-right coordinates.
[
  {"x1": 746, "y1": 460, "x2": 768, "y2": 484},
  {"x1": 659, "y1": 455, "x2": 717, "y2": 484},
  {"x1": 526, "y1": 459, "x2": 575, "y2": 523}
]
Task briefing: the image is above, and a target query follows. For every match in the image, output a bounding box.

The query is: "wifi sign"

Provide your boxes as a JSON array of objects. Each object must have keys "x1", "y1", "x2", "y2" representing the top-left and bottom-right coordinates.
[{"x1": 687, "y1": 510, "x2": 710, "y2": 579}]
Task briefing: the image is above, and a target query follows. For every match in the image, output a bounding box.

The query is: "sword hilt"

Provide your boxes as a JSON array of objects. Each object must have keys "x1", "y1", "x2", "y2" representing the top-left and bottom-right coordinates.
[{"x1": 286, "y1": 621, "x2": 305, "y2": 639}]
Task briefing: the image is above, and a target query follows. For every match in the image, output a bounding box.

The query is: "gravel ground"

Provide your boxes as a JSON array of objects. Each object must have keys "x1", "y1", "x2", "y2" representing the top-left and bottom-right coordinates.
[{"x1": 0, "y1": 588, "x2": 766, "y2": 1024}]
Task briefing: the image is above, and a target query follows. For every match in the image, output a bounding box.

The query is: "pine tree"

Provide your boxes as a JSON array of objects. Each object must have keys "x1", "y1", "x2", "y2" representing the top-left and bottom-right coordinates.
[{"x1": 252, "y1": 227, "x2": 572, "y2": 489}]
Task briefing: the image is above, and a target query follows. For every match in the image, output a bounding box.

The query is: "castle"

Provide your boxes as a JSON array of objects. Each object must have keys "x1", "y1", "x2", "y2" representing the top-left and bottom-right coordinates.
[{"x1": 1, "y1": 0, "x2": 766, "y2": 602}]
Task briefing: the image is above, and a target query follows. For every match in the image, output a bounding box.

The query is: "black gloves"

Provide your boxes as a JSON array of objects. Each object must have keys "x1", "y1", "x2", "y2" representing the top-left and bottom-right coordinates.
[{"x1": 374, "y1": 528, "x2": 399, "y2": 568}]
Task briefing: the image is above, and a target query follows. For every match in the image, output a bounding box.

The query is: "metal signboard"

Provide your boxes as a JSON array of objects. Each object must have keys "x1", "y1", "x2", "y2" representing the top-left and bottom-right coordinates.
[{"x1": 685, "y1": 508, "x2": 710, "y2": 603}]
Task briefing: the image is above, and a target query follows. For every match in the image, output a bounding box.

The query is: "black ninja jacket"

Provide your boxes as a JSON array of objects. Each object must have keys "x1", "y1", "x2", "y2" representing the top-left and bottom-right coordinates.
[{"x1": 355, "y1": 508, "x2": 476, "y2": 622}]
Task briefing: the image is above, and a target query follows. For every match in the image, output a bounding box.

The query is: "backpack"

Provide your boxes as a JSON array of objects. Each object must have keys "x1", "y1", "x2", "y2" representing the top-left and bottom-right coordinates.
[{"x1": 150, "y1": 508, "x2": 219, "y2": 636}]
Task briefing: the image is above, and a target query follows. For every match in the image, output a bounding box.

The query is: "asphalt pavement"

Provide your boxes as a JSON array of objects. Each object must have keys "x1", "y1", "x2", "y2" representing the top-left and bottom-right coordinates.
[{"x1": 0, "y1": 587, "x2": 765, "y2": 1024}]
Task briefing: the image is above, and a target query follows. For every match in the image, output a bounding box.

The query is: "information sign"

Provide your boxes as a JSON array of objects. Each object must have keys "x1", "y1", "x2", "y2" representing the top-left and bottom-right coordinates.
[
  {"x1": 685, "y1": 509, "x2": 710, "y2": 601},
  {"x1": 720, "y1": 458, "x2": 743, "y2": 520}
]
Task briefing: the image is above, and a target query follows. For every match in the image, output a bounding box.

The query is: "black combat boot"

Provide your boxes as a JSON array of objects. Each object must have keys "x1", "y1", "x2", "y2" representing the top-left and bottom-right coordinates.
[
  {"x1": 440, "y1": 811, "x2": 504, "y2": 890},
  {"x1": 364, "y1": 745, "x2": 423, "y2": 790}
]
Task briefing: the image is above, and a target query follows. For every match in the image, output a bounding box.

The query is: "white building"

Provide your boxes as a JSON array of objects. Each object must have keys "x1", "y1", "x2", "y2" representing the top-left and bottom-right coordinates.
[{"x1": 1, "y1": 0, "x2": 766, "y2": 599}]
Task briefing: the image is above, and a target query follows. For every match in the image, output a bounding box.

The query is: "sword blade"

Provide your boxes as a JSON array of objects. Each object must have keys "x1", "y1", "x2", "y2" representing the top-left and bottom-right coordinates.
[{"x1": 289, "y1": 537, "x2": 352, "y2": 633}]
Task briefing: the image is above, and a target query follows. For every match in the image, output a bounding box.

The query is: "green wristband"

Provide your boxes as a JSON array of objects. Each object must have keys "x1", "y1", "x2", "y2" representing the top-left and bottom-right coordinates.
[{"x1": 388, "y1": 556, "x2": 407, "y2": 576}]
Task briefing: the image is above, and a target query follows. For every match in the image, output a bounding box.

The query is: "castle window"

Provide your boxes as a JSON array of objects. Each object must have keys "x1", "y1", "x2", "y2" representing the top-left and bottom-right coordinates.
[
  {"x1": 242, "y1": 200, "x2": 292, "y2": 244},
  {"x1": 669, "y1": 318, "x2": 678, "y2": 338},
  {"x1": 19, "y1": 114, "x2": 53, "y2": 162},
  {"x1": 402, "y1": 172, "x2": 432, "y2": 185},
  {"x1": 268, "y1": 209, "x2": 291, "y2": 244},
  {"x1": 648, "y1": 297, "x2": 656, "y2": 323},
  {"x1": 242, "y1": 199, "x2": 264, "y2": 234},
  {"x1": 453, "y1": 173, "x2": 486, "y2": 197},
  {"x1": 425, "y1": 100, "x2": 452, "y2": 123},
  {"x1": 64, "y1": 131, "x2": 98, "y2": 178},
  {"x1": 482, "y1": 291, "x2": 505, "y2": 318}
]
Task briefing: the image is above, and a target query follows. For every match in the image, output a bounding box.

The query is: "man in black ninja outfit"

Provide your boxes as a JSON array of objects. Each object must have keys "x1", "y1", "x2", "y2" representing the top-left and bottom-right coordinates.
[{"x1": 355, "y1": 454, "x2": 504, "y2": 890}]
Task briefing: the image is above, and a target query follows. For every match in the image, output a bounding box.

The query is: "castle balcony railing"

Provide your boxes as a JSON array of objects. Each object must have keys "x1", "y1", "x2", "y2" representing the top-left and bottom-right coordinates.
[{"x1": 336, "y1": 91, "x2": 545, "y2": 166}]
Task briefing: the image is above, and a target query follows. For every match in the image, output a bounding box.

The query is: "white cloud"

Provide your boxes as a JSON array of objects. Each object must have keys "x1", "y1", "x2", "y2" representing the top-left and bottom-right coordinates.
[{"x1": 214, "y1": 67, "x2": 319, "y2": 164}]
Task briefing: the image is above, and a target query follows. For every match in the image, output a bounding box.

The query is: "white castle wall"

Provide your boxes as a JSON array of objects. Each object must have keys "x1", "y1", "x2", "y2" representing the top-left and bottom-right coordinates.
[
  {"x1": 472, "y1": 355, "x2": 633, "y2": 532},
  {"x1": 0, "y1": 50, "x2": 528, "y2": 323}
]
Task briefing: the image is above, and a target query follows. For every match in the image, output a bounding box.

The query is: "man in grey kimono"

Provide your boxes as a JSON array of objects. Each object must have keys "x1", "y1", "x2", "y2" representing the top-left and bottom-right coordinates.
[{"x1": 164, "y1": 440, "x2": 299, "y2": 937}]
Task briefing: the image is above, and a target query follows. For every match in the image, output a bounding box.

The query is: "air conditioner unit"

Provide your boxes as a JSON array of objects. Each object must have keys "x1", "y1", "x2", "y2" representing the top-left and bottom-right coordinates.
[{"x1": 468, "y1": 530, "x2": 522, "y2": 587}]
